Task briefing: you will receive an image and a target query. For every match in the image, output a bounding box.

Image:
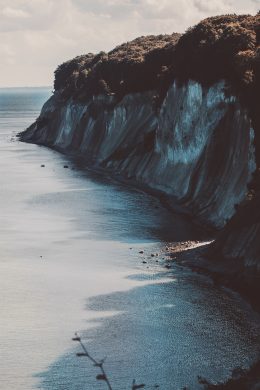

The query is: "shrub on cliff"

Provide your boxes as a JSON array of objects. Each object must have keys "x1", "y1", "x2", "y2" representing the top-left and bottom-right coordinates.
[
  {"x1": 173, "y1": 15, "x2": 257, "y2": 85},
  {"x1": 54, "y1": 13, "x2": 259, "y2": 100},
  {"x1": 54, "y1": 33, "x2": 180, "y2": 100}
]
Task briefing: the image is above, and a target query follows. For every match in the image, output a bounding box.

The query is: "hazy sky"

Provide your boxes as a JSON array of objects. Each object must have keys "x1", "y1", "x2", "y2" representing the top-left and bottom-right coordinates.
[{"x1": 0, "y1": 0, "x2": 259, "y2": 87}]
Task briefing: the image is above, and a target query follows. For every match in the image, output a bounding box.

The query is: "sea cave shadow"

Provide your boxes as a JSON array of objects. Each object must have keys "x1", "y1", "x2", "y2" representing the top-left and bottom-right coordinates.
[{"x1": 35, "y1": 264, "x2": 260, "y2": 390}]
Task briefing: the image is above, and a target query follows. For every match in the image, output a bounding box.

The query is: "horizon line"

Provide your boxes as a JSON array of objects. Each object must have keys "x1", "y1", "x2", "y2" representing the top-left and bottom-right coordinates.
[{"x1": 0, "y1": 85, "x2": 52, "y2": 89}]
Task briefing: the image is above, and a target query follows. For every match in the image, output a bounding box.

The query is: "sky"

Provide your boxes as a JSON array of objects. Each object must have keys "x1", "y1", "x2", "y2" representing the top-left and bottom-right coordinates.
[{"x1": 0, "y1": 0, "x2": 259, "y2": 87}]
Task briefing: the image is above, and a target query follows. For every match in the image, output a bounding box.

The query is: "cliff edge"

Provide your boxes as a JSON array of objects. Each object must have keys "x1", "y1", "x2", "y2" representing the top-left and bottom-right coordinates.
[{"x1": 20, "y1": 13, "x2": 260, "y2": 290}]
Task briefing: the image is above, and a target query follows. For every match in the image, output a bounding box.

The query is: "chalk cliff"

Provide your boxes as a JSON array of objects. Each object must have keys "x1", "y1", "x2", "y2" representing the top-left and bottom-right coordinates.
[
  {"x1": 20, "y1": 12, "x2": 260, "y2": 287},
  {"x1": 21, "y1": 80, "x2": 255, "y2": 230}
]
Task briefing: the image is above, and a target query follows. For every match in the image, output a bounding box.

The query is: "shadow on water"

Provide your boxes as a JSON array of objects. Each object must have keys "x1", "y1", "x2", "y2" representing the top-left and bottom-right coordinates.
[
  {"x1": 87, "y1": 167, "x2": 206, "y2": 242},
  {"x1": 28, "y1": 147, "x2": 208, "y2": 245},
  {"x1": 25, "y1": 147, "x2": 208, "y2": 242},
  {"x1": 35, "y1": 266, "x2": 260, "y2": 390}
]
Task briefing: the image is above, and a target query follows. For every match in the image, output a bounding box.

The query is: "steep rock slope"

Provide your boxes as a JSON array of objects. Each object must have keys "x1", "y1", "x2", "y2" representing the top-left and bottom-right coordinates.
[
  {"x1": 21, "y1": 13, "x2": 260, "y2": 275},
  {"x1": 21, "y1": 80, "x2": 255, "y2": 229}
]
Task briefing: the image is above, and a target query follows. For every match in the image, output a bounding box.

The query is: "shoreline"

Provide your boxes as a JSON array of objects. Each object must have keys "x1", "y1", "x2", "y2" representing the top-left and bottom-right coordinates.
[
  {"x1": 21, "y1": 139, "x2": 260, "y2": 308},
  {"x1": 18, "y1": 136, "x2": 217, "y2": 235},
  {"x1": 161, "y1": 240, "x2": 260, "y2": 389},
  {"x1": 19, "y1": 136, "x2": 260, "y2": 311},
  {"x1": 18, "y1": 137, "x2": 260, "y2": 389}
]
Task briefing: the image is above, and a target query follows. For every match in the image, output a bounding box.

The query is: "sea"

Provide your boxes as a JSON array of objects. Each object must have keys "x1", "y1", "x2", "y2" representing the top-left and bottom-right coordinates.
[{"x1": 0, "y1": 87, "x2": 259, "y2": 390}]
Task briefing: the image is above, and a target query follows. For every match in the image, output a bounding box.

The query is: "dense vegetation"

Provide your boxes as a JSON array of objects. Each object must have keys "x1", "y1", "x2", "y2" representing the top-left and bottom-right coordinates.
[
  {"x1": 54, "y1": 13, "x2": 259, "y2": 103},
  {"x1": 54, "y1": 33, "x2": 180, "y2": 101}
]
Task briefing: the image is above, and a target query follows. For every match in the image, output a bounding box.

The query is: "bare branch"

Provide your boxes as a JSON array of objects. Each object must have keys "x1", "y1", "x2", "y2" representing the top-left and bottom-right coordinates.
[
  {"x1": 72, "y1": 332, "x2": 113, "y2": 390},
  {"x1": 73, "y1": 332, "x2": 147, "y2": 389}
]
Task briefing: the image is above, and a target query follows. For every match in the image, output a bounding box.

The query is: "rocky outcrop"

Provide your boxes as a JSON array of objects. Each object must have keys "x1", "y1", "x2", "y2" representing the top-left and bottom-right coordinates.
[{"x1": 21, "y1": 80, "x2": 255, "y2": 230}]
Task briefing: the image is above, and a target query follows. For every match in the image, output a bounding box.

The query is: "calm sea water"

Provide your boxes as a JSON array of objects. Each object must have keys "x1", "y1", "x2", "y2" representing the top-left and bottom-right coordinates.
[{"x1": 0, "y1": 88, "x2": 259, "y2": 390}]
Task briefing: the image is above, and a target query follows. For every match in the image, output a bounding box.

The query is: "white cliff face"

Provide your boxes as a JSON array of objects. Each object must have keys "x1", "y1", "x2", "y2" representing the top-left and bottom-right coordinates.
[
  {"x1": 22, "y1": 80, "x2": 256, "y2": 229},
  {"x1": 55, "y1": 104, "x2": 86, "y2": 148}
]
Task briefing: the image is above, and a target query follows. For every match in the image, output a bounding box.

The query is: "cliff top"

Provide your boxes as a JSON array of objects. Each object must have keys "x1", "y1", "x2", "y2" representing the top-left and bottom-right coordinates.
[
  {"x1": 54, "y1": 32, "x2": 180, "y2": 99},
  {"x1": 54, "y1": 13, "x2": 259, "y2": 100}
]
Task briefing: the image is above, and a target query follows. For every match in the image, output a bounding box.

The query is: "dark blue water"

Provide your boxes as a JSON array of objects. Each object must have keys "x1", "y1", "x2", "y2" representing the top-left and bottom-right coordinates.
[{"x1": 0, "y1": 88, "x2": 259, "y2": 390}]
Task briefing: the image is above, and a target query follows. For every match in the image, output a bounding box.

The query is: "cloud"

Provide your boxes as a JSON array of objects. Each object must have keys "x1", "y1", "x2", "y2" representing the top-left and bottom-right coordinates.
[
  {"x1": 193, "y1": 0, "x2": 232, "y2": 14},
  {"x1": 0, "y1": 0, "x2": 258, "y2": 87},
  {"x1": 2, "y1": 6, "x2": 30, "y2": 18},
  {"x1": 0, "y1": 42, "x2": 15, "y2": 65}
]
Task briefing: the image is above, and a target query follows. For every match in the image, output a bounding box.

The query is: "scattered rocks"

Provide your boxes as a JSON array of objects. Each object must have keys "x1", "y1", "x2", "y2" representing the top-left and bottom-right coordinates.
[
  {"x1": 151, "y1": 253, "x2": 155, "y2": 257},
  {"x1": 142, "y1": 260, "x2": 147, "y2": 264},
  {"x1": 41, "y1": 164, "x2": 45, "y2": 167},
  {"x1": 139, "y1": 250, "x2": 144, "y2": 254},
  {"x1": 63, "y1": 165, "x2": 69, "y2": 168}
]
